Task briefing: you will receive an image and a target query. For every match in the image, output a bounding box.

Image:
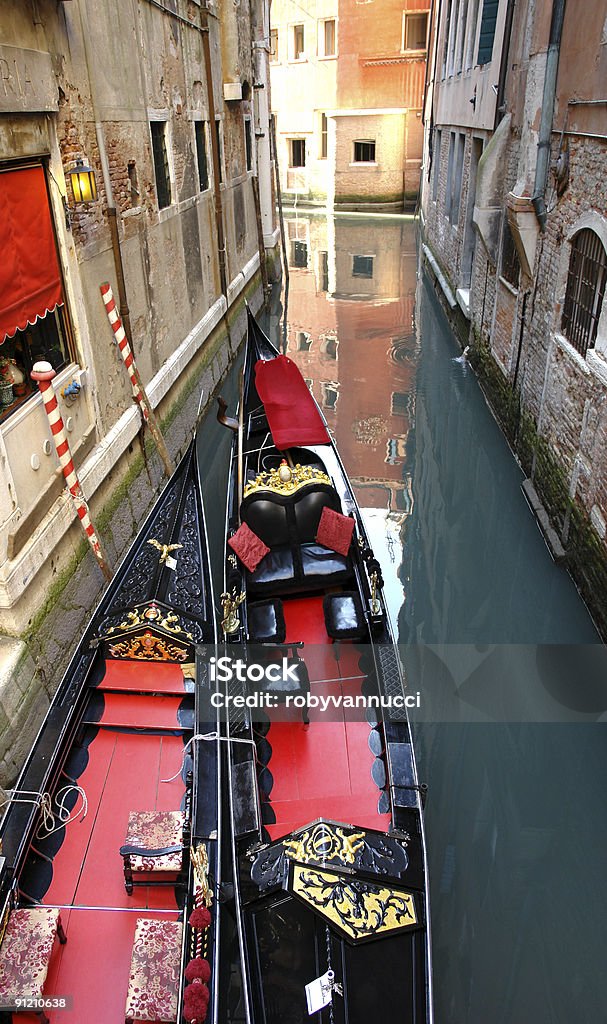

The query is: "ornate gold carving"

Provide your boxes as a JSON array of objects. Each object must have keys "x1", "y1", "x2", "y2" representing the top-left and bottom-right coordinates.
[
  {"x1": 370, "y1": 571, "x2": 380, "y2": 614},
  {"x1": 191, "y1": 843, "x2": 213, "y2": 909},
  {"x1": 221, "y1": 590, "x2": 245, "y2": 635},
  {"x1": 243, "y1": 463, "x2": 332, "y2": 498},
  {"x1": 291, "y1": 865, "x2": 417, "y2": 941},
  {"x1": 108, "y1": 604, "x2": 193, "y2": 640},
  {"x1": 108, "y1": 630, "x2": 188, "y2": 662},
  {"x1": 284, "y1": 823, "x2": 366, "y2": 866},
  {"x1": 147, "y1": 538, "x2": 183, "y2": 564}
]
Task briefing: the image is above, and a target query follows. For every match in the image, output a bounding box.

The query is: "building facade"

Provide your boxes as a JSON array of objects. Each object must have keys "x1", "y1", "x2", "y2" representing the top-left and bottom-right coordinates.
[
  {"x1": 270, "y1": 0, "x2": 428, "y2": 209},
  {"x1": 421, "y1": 0, "x2": 607, "y2": 634},
  {"x1": 0, "y1": 0, "x2": 278, "y2": 782}
]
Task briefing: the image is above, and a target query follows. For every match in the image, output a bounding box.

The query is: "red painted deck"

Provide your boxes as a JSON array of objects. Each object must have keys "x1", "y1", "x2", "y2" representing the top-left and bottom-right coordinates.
[
  {"x1": 264, "y1": 596, "x2": 390, "y2": 840},
  {"x1": 18, "y1": 662, "x2": 189, "y2": 1024}
]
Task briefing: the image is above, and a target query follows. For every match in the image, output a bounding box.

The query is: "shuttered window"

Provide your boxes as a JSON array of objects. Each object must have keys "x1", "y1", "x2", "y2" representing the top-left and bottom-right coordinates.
[{"x1": 477, "y1": 0, "x2": 498, "y2": 65}]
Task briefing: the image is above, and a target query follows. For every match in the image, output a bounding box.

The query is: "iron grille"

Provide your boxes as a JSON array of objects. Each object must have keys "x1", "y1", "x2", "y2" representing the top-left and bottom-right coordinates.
[
  {"x1": 150, "y1": 121, "x2": 171, "y2": 209},
  {"x1": 562, "y1": 229, "x2": 607, "y2": 358}
]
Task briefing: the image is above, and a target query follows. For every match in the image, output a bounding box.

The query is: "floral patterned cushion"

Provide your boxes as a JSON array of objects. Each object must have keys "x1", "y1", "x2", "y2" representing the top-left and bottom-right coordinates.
[
  {"x1": 125, "y1": 918, "x2": 182, "y2": 1022},
  {"x1": 124, "y1": 810, "x2": 184, "y2": 873},
  {"x1": 0, "y1": 907, "x2": 61, "y2": 999}
]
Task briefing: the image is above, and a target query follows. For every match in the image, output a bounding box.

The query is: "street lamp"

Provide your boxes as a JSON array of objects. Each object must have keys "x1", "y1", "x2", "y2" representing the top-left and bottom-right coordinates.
[{"x1": 68, "y1": 159, "x2": 97, "y2": 203}]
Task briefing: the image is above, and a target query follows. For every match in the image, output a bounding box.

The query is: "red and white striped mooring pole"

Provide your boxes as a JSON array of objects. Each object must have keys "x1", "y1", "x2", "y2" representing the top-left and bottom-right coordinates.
[
  {"x1": 100, "y1": 282, "x2": 174, "y2": 479},
  {"x1": 31, "y1": 362, "x2": 112, "y2": 581}
]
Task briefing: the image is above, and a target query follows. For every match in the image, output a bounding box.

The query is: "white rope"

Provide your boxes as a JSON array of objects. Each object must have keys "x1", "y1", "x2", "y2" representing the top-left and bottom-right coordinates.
[
  {"x1": 0, "y1": 786, "x2": 88, "y2": 839},
  {"x1": 37, "y1": 786, "x2": 88, "y2": 839},
  {"x1": 161, "y1": 732, "x2": 257, "y2": 784}
]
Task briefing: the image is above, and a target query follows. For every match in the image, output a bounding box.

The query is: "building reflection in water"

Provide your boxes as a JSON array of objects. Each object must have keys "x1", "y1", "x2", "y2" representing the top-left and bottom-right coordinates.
[{"x1": 283, "y1": 210, "x2": 418, "y2": 612}]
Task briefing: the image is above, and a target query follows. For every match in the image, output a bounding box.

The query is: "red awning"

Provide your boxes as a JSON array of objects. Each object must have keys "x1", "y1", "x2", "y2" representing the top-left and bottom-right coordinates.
[
  {"x1": 0, "y1": 166, "x2": 63, "y2": 344},
  {"x1": 255, "y1": 355, "x2": 330, "y2": 449}
]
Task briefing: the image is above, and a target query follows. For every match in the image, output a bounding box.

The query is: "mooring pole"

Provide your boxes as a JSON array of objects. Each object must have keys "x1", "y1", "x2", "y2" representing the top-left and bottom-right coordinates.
[
  {"x1": 31, "y1": 362, "x2": 112, "y2": 581},
  {"x1": 100, "y1": 282, "x2": 174, "y2": 479}
]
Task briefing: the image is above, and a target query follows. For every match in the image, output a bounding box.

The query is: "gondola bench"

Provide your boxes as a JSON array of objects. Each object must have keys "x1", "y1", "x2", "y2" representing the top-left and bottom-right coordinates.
[
  {"x1": 125, "y1": 917, "x2": 183, "y2": 1024},
  {"x1": 234, "y1": 480, "x2": 354, "y2": 596},
  {"x1": 0, "y1": 906, "x2": 67, "y2": 1024}
]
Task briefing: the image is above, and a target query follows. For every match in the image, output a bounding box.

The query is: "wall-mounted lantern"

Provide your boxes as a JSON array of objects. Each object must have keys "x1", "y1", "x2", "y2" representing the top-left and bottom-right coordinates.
[{"x1": 68, "y1": 160, "x2": 98, "y2": 204}]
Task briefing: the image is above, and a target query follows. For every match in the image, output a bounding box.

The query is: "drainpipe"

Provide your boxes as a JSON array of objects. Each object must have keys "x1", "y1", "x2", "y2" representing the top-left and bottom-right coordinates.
[
  {"x1": 200, "y1": 9, "x2": 229, "y2": 300},
  {"x1": 494, "y1": 0, "x2": 516, "y2": 129},
  {"x1": 532, "y1": 0, "x2": 567, "y2": 231}
]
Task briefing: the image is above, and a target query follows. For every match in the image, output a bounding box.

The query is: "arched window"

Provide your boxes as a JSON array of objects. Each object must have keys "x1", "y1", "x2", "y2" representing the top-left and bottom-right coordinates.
[{"x1": 561, "y1": 229, "x2": 607, "y2": 357}]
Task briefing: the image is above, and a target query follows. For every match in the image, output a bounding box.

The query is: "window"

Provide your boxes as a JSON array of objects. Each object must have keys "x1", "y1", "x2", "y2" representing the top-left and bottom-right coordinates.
[
  {"x1": 385, "y1": 438, "x2": 406, "y2": 465},
  {"x1": 290, "y1": 139, "x2": 306, "y2": 167},
  {"x1": 445, "y1": 131, "x2": 455, "y2": 218},
  {"x1": 293, "y1": 24, "x2": 305, "y2": 59},
  {"x1": 320, "y1": 19, "x2": 336, "y2": 56},
  {"x1": 354, "y1": 140, "x2": 376, "y2": 163},
  {"x1": 127, "y1": 161, "x2": 140, "y2": 206},
  {"x1": 194, "y1": 122, "x2": 209, "y2": 191},
  {"x1": 215, "y1": 120, "x2": 223, "y2": 183},
  {"x1": 320, "y1": 114, "x2": 328, "y2": 159},
  {"x1": 150, "y1": 120, "x2": 171, "y2": 208},
  {"x1": 352, "y1": 255, "x2": 374, "y2": 279},
  {"x1": 432, "y1": 128, "x2": 442, "y2": 201},
  {"x1": 245, "y1": 119, "x2": 253, "y2": 172},
  {"x1": 296, "y1": 331, "x2": 313, "y2": 351},
  {"x1": 446, "y1": 132, "x2": 464, "y2": 225},
  {"x1": 403, "y1": 11, "x2": 429, "y2": 51},
  {"x1": 562, "y1": 229, "x2": 607, "y2": 358},
  {"x1": 477, "y1": 0, "x2": 498, "y2": 65},
  {"x1": 500, "y1": 217, "x2": 520, "y2": 289},
  {"x1": 291, "y1": 240, "x2": 308, "y2": 267},
  {"x1": 1, "y1": 310, "x2": 71, "y2": 422},
  {"x1": 465, "y1": 0, "x2": 481, "y2": 69},
  {"x1": 319, "y1": 250, "x2": 329, "y2": 291},
  {"x1": 391, "y1": 392, "x2": 409, "y2": 415},
  {"x1": 442, "y1": 0, "x2": 453, "y2": 76},
  {"x1": 321, "y1": 383, "x2": 339, "y2": 410},
  {"x1": 0, "y1": 164, "x2": 73, "y2": 421},
  {"x1": 270, "y1": 28, "x2": 278, "y2": 62}
]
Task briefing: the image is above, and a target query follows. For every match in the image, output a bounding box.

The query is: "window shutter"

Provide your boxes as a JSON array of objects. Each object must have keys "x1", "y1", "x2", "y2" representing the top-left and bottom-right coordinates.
[{"x1": 477, "y1": 0, "x2": 499, "y2": 65}]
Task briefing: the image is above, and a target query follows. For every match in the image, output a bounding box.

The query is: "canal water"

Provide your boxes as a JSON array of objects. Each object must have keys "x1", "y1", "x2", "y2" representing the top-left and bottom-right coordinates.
[{"x1": 198, "y1": 210, "x2": 606, "y2": 1023}]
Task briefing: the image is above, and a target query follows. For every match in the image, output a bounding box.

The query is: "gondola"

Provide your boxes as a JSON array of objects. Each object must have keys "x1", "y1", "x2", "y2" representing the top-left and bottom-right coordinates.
[
  {"x1": 0, "y1": 436, "x2": 220, "y2": 1024},
  {"x1": 218, "y1": 306, "x2": 433, "y2": 1024}
]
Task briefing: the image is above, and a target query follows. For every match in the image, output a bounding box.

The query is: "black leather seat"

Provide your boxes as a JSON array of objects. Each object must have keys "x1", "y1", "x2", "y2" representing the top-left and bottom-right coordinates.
[
  {"x1": 323, "y1": 592, "x2": 366, "y2": 639},
  {"x1": 242, "y1": 481, "x2": 353, "y2": 595},
  {"x1": 247, "y1": 599, "x2": 286, "y2": 643}
]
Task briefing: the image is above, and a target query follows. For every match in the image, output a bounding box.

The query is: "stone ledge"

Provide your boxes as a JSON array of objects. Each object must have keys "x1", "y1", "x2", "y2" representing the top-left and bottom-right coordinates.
[{"x1": 521, "y1": 479, "x2": 566, "y2": 563}]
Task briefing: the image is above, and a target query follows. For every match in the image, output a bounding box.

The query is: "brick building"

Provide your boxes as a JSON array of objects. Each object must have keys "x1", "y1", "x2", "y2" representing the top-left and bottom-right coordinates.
[
  {"x1": 421, "y1": 0, "x2": 607, "y2": 634},
  {"x1": 0, "y1": 0, "x2": 278, "y2": 781},
  {"x1": 270, "y1": 0, "x2": 428, "y2": 208}
]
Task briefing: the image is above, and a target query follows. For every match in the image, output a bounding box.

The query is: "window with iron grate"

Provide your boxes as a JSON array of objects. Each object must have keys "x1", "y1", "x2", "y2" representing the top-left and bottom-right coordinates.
[
  {"x1": 150, "y1": 121, "x2": 171, "y2": 209},
  {"x1": 562, "y1": 229, "x2": 607, "y2": 358}
]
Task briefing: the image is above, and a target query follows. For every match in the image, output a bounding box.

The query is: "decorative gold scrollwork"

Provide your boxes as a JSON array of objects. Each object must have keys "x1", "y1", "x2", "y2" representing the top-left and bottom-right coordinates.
[
  {"x1": 284, "y1": 823, "x2": 366, "y2": 866},
  {"x1": 291, "y1": 865, "x2": 417, "y2": 941},
  {"x1": 108, "y1": 630, "x2": 189, "y2": 662},
  {"x1": 243, "y1": 463, "x2": 332, "y2": 498}
]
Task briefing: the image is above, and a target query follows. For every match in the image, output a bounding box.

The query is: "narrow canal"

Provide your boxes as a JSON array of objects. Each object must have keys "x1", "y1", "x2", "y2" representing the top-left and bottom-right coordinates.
[{"x1": 198, "y1": 210, "x2": 606, "y2": 1023}]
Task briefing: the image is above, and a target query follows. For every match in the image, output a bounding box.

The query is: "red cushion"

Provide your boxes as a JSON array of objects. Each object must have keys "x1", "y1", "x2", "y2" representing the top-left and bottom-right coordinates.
[
  {"x1": 315, "y1": 507, "x2": 354, "y2": 557},
  {"x1": 228, "y1": 522, "x2": 270, "y2": 572}
]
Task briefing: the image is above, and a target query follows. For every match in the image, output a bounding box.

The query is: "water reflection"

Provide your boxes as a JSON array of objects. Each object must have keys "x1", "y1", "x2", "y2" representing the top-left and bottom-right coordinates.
[{"x1": 277, "y1": 209, "x2": 605, "y2": 1024}]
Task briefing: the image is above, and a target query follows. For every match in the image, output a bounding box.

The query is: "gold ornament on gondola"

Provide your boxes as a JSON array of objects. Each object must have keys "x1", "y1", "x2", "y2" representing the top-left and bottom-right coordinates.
[
  {"x1": 243, "y1": 463, "x2": 332, "y2": 498},
  {"x1": 370, "y1": 571, "x2": 380, "y2": 614},
  {"x1": 147, "y1": 538, "x2": 183, "y2": 564},
  {"x1": 221, "y1": 589, "x2": 245, "y2": 634}
]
